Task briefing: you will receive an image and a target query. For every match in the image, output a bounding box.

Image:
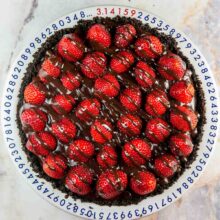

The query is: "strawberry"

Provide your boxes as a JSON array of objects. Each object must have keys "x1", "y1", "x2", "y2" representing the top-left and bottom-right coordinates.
[
  {"x1": 170, "y1": 105, "x2": 198, "y2": 132},
  {"x1": 57, "y1": 33, "x2": 84, "y2": 62},
  {"x1": 154, "y1": 154, "x2": 179, "y2": 178},
  {"x1": 60, "y1": 71, "x2": 81, "y2": 91},
  {"x1": 170, "y1": 80, "x2": 195, "y2": 103},
  {"x1": 26, "y1": 131, "x2": 57, "y2": 156},
  {"x1": 52, "y1": 94, "x2": 75, "y2": 114},
  {"x1": 96, "y1": 170, "x2": 128, "y2": 199},
  {"x1": 87, "y1": 24, "x2": 111, "y2": 48},
  {"x1": 134, "y1": 35, "x2": 163, "y2": 59},
  {"x1": 117, "y1": 114, "x2": 142, "y2": 137},
  {"x1": 24, "y1": 82, "x2": 46, "y2": 105},
  {"x1": 114, "y1": 24, "x2": 136, "y2": 48},
  {"x1": 76, "y1": 98, "x2": 101, "y2": 121},
  {"x1": 120, "y1": 87, "x2": 141, "y2": 111},
  {"x1": 39, "y1": 55, "x2": 62, "y2": 82},
  {"x1": 169, "y1": 133, "x2": 193, "y2": 157},
  {"x1": 43, "y1": 153, "x2": 67, "y2": 179},
  {"x1": 94, "y1": 74, "x2": 120, "y2": 97},
  {"x1": 145, "y1": 88, "x2": 170, "y2": 116},
  {"x1": 110, "y1": 50, "x2": 134, "y2": 74},
  {"x1": 67, "y1": 139, "x2": 95, "y2": 162},
  {"x1": 21, "y1": 108, "x2": 47, "y2": 132},
  {"x1": 130, "y1": 170, "x2": 156, "y2": 195},
  {"x1": 97, "y1": 145, "x2": 117, "y2": 169},
  {"x1": 122, "y1": 139, "x2": 152, "y2": 167},
  {"x1": 65, "y1": 165, "x2": 94, "y2": 195},
  {"x1": 51, "y1": 118, "x2": 76, "y2": 143},
  {"x1": 157, "y1": 53, "x2": 186, "y2": 80},
  {"x1": 81, "y1": 52, "x2": 107, "y2": 79},
  {"x1": 145, "y1": 118, "x2": 170, "y2": 143},
  {"x1": 134, "y1": 61, "x2": 156, "y2": 88},
  {"x1": 90, "y1": 119, "x2": 113, "y2": 144}
]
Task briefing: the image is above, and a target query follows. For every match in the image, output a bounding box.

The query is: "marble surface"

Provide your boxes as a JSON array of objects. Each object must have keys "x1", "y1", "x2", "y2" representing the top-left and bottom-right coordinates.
[{"x1": 0, "y1": 0, "x2": 220, "y2": 219}]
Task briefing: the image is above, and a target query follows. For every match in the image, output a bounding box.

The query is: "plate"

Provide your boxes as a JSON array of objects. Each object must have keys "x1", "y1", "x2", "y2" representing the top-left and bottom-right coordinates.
[{"x1": 1, "y1": 5, "x2": 219, "y2": 220}]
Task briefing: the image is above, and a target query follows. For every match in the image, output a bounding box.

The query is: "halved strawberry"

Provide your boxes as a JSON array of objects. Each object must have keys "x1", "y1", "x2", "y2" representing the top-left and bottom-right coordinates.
[
  {"x1": 130, "y1": 170, "x2": 156, "y2": 195},
  {"x1": 87, "y1": 24, "x2": 111, "y2": 48},
  {"x1": 57, "y1": 33, "x2": 84, "y2": 62},
  {"x1": 21, "y1": 108, "x2": 47, "y2": 132},
  {"x1": 134, "y1": 35, "x2": 163, "y2": 59},
  {"x1": 157, "y1": 53, "x2": 186, "y2": 80},
  {"x1": 110, "y1": 50, "x2": 134, "y2": 74},
  {"x1": 90, "y1": 119, "x2": 113, "y2": 144},
  {"x1": 65, "y1": 165, "x2": 94, "y2": 195},
  {"x1": 81, "y1": 52, "x2": 107, "y2": 79},
  {"x1": 114, "y1": 24, "x2": 136, "y2": 48},
  {"x1": 170, "y1": 80, "x2": 195, "y2": 103},
  {"x1": 134, "y1": 61, "x2": 156, "y2": 88},
  {"x1": 154, "y1": 154, "x2": 179, "y2": 178},
  {"x1": 43, "y1": 153, "x2": 67, "y2": 179},
  {"x1": 24, "y1": 82, "x2": 46, "y2": 105},
  {"x1": 96, "y1": 170, "x2": 128, "y2": 199},
  {"x1": 170, "y1": 105, "x2": 198, "y2": 132},
  {"x1": 26, "y1": 131, "x2": 57, "y2": 156},
  {"x1": 145, "y1": 88, "x2": 170, "y2": 116}
]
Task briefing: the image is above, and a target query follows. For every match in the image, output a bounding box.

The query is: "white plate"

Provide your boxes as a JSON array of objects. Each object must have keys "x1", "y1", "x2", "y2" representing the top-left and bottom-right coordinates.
[{"x1": 1, "y1": 5, "x2": 219, "y2": 220}]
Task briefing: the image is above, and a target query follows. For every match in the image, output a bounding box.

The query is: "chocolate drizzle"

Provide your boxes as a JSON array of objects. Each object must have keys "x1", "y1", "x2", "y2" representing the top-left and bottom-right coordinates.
[{"x1": 16, "y1": 16, "x2": 206, "y2": 206}]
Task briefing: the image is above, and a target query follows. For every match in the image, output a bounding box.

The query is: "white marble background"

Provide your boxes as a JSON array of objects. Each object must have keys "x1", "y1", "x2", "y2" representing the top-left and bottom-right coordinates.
[{"x1": 0, "y1": 0, "x2": 220, "y2": 219}]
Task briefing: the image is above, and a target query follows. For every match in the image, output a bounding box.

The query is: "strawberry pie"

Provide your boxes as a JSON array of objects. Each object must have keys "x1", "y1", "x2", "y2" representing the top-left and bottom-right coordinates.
[{"x1": 17, "y1": 17, "x2": 205, "y2": 205}]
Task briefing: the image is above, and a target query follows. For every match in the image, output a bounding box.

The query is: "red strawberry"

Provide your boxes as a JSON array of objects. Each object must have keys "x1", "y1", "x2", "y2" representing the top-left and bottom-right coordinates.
[
  {"x1": 52, "y1": 94, "x2": 75, "y2": 114},
  {"x1": 122, "y1": 139, "x2": 152, "y2": 167},
  {"x1": 157, "y1": 53, "x2": 186, "y2": 80},
  {"x1": 169, "y1": 133, "x2": 193, "y2": 157},
  {"x1": 60, "y1": 71, "x2": 81, "y2": 91},
  {"x1": 114, "y1": 24, "x2": 136, "y2": 48},
  {"x1": 57, "y1": 33, "x2": 84, "y2": 62},
  {"x1": 154, "y1": 154, "x2": 179, "y2": 178},
  {"x1": 65, "y1": 165, "x2": 94, "y2": 195},
  {"x1": 24, "y1": 82, "x2": 46, "y2": 105},
  {"x1": 120, "y1": 87, "x2": 141, "y2": 111},
  {"x1": 170, "y1": 105, "x2": 198, "y2": 132},
  {"x1": 21, "y1": 108, "x2": 47, "y2": 132},
  {"x1": 81, "y1": 52, "x2": 107, "y2": 79},
  {"x1": 134, "y1": 35, "x2": 163, "y2": 59},
  {"x1": 94, "y1": 74, "x2": 120, "y2": 98},
  {"x1": 87, "y1": 24, "x2": 111, "y2": 48},
  {"x1": 134, "y1": 61, "x2": 156, "y2": 88},
  {"x1": 170, "y1": 81, "x2": 195, "y2": 103},
  {"x1": 96, "y1": 170, "x2": 128, "y2": 199},
  {"x1": 117, "y1": 114, "x2": 142, "y2": 137},
  {"x1": 76, "y1": 98, "x2": 101, "y2": 121},
  {"x1": 97, "y1": 145, "x2": 117, "y2": 169},
  {"x1": 51, "y1": 118, "x2": 76, "y2": 143},
  {"x1": 39, "y1": 55, "x2": 62, "y2": 82},
  {"x1": 145, "y1": 118, "x2": 170, "y2": 143},
  {"x1": 67, "y1": 139, "x2": 95, "y2": 162},
  {"x1": 130, "y1": 170, "x2": 156, "y2": 195},
  {"x1": 26, "y1": 132, "x2": 57, "y2": 156},
  {"x1": 90, "y1": 119, "x2": 113, "y2": 144},
  {"x1": 145, "y1": 88, "x2": 170, "y2": 116},
  {"x1": 110, "y1": 51, "x2": 134, "y2": 74},
  {"x1": 43, "y1": 153, "x2": 67, "y2": 179}
]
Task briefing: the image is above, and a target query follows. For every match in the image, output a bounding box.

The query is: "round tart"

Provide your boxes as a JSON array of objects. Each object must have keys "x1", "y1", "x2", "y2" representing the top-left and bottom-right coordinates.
[{"x1": 17, "y1": 16, "x2": 205, "y2": 205}]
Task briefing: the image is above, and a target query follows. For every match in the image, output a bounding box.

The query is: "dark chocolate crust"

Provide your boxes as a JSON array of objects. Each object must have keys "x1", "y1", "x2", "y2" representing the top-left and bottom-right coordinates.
[{"x1": 16, "y1": 16, "x2": 206, "y2": 206}]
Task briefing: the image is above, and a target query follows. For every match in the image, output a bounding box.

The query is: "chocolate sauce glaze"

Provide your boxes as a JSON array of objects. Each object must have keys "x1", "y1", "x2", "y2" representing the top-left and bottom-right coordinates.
[{"x1": 16, "y1": 16, "x2": 206, "y2": 206}]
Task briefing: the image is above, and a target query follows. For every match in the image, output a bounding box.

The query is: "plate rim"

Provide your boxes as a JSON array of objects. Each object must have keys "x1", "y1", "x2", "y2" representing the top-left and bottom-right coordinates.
[{"x1": 1, "y1": 5, "x2": 219, "y2": 220}]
